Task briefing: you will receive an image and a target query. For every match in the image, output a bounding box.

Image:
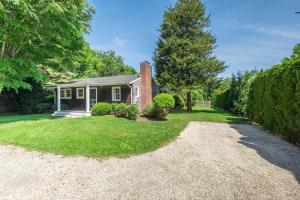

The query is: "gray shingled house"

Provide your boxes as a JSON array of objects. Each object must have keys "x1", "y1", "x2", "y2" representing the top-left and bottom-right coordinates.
[{"x1": 52, "y1": 61, "x2": 159, "y2": 117}]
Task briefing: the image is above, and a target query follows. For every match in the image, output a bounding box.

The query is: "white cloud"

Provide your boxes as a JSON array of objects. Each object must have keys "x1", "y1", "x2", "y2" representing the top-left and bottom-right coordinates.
[
  {"x1": 113, "y1": 37, "x2": 128, "y2": 48},
  {"x1": 241, "y1": 24, "x2": 300, "y2": 40}
]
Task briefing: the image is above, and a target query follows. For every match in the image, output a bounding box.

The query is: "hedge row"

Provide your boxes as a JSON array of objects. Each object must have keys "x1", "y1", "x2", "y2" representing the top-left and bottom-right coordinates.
[
  {"x1": 248, "y1": 58, "x2": 300, "y2": 143},
  {"x1": 91, "y1": 102, "x2": 139, "y2": 120}
]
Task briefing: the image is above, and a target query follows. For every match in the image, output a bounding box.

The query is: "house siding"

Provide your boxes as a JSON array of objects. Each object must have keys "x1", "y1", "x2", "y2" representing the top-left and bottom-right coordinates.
[{"x1": 57, "y1": 85, "x2": 132, "y2": 110}]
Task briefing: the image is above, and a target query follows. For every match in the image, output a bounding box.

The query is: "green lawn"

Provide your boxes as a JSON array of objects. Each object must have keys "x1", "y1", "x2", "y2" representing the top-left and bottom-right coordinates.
[{"x1": 0, "y1": 107, "x2": 247, "y2": 157}]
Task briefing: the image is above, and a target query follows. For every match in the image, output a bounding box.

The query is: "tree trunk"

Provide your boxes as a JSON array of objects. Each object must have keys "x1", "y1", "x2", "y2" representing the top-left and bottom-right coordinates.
[
  {"x1": 186, "y1": 91, "x2": 192, "y2": 112},
  {"x1": 1, "y1": 34, "x2": 7, "y2": 58}
]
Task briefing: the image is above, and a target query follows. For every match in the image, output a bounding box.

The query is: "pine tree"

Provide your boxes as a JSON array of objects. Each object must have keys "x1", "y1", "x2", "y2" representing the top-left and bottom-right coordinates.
[{"x1": 154, "y1": 0, "x2": 225, "y2": 111}]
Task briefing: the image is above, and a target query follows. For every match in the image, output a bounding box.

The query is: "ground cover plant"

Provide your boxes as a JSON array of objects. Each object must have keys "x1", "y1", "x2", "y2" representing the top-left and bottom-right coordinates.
[{"x1": 0, "y1": 107, "x2": 247, "y2": 157}]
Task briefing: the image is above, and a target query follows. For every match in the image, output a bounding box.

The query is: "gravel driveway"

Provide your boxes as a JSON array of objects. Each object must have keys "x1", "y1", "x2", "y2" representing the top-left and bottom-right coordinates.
[{"x1": 0, "y1": 122, "x2": 299, "y2": 200}]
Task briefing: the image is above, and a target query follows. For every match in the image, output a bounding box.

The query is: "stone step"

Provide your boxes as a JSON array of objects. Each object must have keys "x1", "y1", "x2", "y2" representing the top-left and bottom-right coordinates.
[{"x1": 52, "y1": 111, "x2": 91, "y2": 117}]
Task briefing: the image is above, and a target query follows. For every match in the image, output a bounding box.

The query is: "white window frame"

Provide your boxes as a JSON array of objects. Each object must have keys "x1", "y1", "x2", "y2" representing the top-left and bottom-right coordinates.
[
  {"x1": 76, "y1": 88, "x2": 85, "y2": 99},
  {"x1": 60, "y1": 88, "x2": 72, "y2": 99},
  {"x1": 112, "y1": 86, "x2": 121, "y2": 101}
]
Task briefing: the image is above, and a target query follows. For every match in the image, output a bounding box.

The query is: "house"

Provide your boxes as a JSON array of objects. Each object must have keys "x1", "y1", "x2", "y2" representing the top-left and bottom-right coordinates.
[{"x1": 52, "y1": 61, "x2": 159, "y2": 117}]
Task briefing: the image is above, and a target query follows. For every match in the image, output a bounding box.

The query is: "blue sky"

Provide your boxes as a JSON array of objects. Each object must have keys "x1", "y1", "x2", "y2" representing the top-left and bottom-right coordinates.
[{"x1": 86, "y1": 0, "x2": 300, "y2": 77}]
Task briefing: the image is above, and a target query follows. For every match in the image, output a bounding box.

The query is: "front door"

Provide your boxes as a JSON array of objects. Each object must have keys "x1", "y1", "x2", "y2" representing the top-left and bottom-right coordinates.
[{"x1": 90, "y1": 87, "x2": 97, "y2": 108}]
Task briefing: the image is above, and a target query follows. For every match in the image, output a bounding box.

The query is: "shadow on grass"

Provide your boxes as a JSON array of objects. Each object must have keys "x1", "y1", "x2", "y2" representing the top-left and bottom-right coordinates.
[
  {"x1": 0, "y1": 114, "x2": 60, "y2": 125},
  {"x1": 231, "y1": 124, "x2": 300, "y2": 184},
  {"x1": 170, "y1": 107, "x2": 249, "y2": 124}
]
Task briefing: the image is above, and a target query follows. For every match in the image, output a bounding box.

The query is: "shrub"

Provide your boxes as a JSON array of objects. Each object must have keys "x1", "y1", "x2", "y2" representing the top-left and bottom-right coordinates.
[
  {"x1": 153, "y1": 93, "x2": 175, "y2": 120},
  {"x1": 111, "y1": 103, "x2": 118, "y2": 115},
  {"x1": 173, "y1": 95, "x2": 185, "y2": 108},
  {"x1": 35, "y1": 103, "x2": 51, "y2": 113},
  {"x1": 16, "y1": 78, "x2": 51, "y2": 114},
  {"x1": 51, "y1": 104, "x2": 70, "y2": 112},
  {"x1": 126, "y1": 104, "x2": 139, "y2": 120},
  {"x1": 143, "y1": 105, "x2": 155, "y2": 118},
  {"x1": 115, "y1": 103, "x2": 127, "y2": 117},
  {"x1": 91, "y1": 102, "x2": 112, "y2": 116},
  {"x1": 248, "y1": 58, "x2": 300, "y2": 144}
]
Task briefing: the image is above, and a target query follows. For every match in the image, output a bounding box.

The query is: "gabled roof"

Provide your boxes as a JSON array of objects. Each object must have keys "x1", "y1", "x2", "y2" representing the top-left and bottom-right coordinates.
[{"x1": 57, "y1": 74, "x2": 140, "y2": 87}]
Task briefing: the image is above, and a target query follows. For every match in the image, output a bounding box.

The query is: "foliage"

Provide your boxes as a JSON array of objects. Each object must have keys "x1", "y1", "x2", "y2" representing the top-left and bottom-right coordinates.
[
  {"x1": 126, "y1": 104, "x2": 139, "y2": 120},
  {"x1": 115, "y1": 103, "x2": 128, "y2": 117},
  {"x1": 111, "y1": 103, "x2": 118, "y2": 115},
  {"x1": 173, "y1": 95, "x2": 185, "y2": 108},
  {"x1": 0, "y1": 107, "x2": 247, "y2": 157},
  {"x1": 15, "y1": 79, "x2": 52, "y2": 114},
  {"x1": 91, "y1": 102, "x2": 112, "y2": 116},
  {"x1": 213, "y1": 71, "x2": 257, "y2": 116},
  {"x1": 153, "y1": 0, "x2": 225, "y2": 111},
  {"x1": 75, "y1": 48, "x2": 136, "y2": 78},
  {"x1": 51, "y1": 104, "x2": 69, "y2": 112},
  {"x1": 0, "y1": 0, "x2": 94, "y2": 90},
  {"x1": 142, "y1": 105, "x2": 156, "y2": 118},
  {"x1": 35, "y1": 103, "x2": 52, "y2": 114},
  {"x1": 153, "y1": 93, "x2": 175, "y2": 119},
  {"x1": 248, "y1": 56, "x2": 300, "y2": 144}
]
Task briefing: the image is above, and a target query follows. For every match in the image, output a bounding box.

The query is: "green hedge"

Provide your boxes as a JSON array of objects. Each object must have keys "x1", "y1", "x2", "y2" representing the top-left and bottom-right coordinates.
[
  {"x1": 248, "y1": 58, "x2": 300, "y2": 144},
  {"x1": 92, "y1": 103, "x2": 112, "y2": 116}
]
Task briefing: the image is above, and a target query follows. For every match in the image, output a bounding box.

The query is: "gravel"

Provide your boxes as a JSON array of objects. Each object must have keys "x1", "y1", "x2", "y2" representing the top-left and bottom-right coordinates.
[{"x1": 0, "y1": 122, "x2": 299, "y2": 200}]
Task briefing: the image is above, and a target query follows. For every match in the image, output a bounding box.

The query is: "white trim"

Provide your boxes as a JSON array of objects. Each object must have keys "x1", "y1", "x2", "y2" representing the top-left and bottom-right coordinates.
[
  {"x1": 76, "y1": 88, "x2": 85, "y2": 99},
  {"x1": 60, "y1": 88, "x2": 72, "y2": 99},
  {"x1": 86, "y1": 85, "x2": 90, "y2": 112},
  {"x1": 112, "y1": 86, "x2": 121, "y2": 101},
  {"x1": 129, "y1": 78, "x2": 140, "y2": 85},
  {"x1": 57, "y1": 86, "x2": 61, "y2": 111},
  {"x1": 90, "y1": 87, "x2": 98, "y2": 106},
  {"x1": 130, "y1": 85, "x2": 133, "y2": 104}
]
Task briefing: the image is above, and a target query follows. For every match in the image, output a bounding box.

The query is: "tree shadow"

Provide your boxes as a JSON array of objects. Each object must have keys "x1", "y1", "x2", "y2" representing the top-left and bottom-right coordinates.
[
  {"x1": 230, "y1": 124, "x2": 300, "y2": 183},
  {"x1": 0, "y1": 114, "x2": 60, "y2": 125}
]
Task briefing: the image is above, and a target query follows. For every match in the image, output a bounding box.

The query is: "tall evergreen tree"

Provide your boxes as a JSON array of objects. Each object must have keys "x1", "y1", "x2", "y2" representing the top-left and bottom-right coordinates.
[{"x1": 154, "y1": 0, "x2": 225, "y2": 111}]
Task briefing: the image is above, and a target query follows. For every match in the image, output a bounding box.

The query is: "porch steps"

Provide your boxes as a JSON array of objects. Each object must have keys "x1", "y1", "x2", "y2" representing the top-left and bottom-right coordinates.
[{"x1": 52, "y1": 110, "x2": 91, "y2": 118}]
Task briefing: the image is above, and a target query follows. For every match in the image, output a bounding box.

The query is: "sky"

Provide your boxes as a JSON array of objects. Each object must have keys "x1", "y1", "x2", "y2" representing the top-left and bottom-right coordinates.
[{"x1": 86, "y1": 0, "x2": 300, "y2": 77}]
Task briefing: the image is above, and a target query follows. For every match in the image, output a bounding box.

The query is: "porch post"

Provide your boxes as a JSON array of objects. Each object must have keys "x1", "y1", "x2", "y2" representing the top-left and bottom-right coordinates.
[
  {"x1": 57, "y1": 86, "x2": 61, "y2": 112},
  {"x1": 86, "y1": 85, "x2": 90, "y2": 112}
]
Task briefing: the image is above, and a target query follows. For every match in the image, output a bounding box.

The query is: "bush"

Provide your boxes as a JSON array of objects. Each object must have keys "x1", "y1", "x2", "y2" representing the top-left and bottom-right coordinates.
[
  {"x1": 115, "y1": 103, "x2": 127, "y2": 117},
  {"x1": 248, "y1": 58, "x2": 300, "y2": 144},
  {"x1": 111, "y1": 103, "x2": 118, "y2": 115},
  {"x1": 126, "y1": 104, "x2": 139, "y2": 120},
  {"x1": 143, "y1": 105, "x2": 155, "y2": 118},
  {"x1": 91, "y1": 102, "x2": 112, "y2": 116},
  {"x1": 51, "y1": 104, "x2": 70, "y2": 112},
  {"x1": 173, "y1": 95, "x2": 185, "y2": 108},
  {"x1": 16, "y1": 78, "x2": 51, "y2": 114},
  {"x1": 153, "y1": 93, "x2": 175, "y2": 120},
  {"x1": 35, "y1": 103, "x2": 51, "y2": 113}
]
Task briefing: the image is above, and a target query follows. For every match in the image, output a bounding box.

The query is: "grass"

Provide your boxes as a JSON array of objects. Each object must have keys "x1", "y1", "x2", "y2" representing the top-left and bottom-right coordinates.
[{"x1": 0, "y1": 107, "x2": 247, "y2": 157}]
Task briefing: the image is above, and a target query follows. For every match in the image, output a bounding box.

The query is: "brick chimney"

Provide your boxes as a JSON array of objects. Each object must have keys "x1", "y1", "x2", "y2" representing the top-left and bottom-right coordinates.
[{"x1": 140, "y1": 61, "x2": 152, "y2": 111}]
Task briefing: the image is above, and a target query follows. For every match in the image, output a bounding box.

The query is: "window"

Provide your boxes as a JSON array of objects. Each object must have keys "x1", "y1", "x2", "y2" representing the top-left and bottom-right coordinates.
[
  {"x1": 76, "y1": 88, "x2": 85, "y2": 99},
  {"x1": 112, "y1": 86, "x2": 121, "y2": 101},
  {"x1": 60, "y1": 88, "x2": 72, "y2": 99},
  {"x1": 134, "y1": 86, "x2": 139, "y2": 98}
]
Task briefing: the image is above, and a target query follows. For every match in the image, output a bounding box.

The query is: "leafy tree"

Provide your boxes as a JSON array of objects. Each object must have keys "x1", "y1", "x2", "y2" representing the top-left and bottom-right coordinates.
[
  {"x1": 0, "y1": 0, "x2": 94, "y2": 91},
  {"x1": 292, "y1": 43, "x2": 300, "y2": 58},
  {"x1": 76, "y1": 47, "x2": 136, "y2": 78},
  {"x1": 154, "y1": 0, "x2": 225, "y2": 111}
]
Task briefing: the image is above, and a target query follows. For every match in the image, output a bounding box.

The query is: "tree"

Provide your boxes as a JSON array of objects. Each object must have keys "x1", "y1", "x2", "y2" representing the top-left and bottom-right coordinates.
[
  {"x1": 154, "y1": 0, "x2": 225, "y2": 111},
  {"x1": 0, "y1": 0, "x2": 94, "y2": 91},
  {"x1": 292, "y1": 44, "x2": 300, "y2": 58},
  {"x1": 75, "y1": 47, "x2": 136, "y2": 78}
]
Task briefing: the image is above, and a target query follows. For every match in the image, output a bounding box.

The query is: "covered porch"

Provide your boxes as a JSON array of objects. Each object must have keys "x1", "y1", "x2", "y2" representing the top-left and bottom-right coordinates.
[{"x1": 52, "y1": 84, "x2": 93, "y2": 117}]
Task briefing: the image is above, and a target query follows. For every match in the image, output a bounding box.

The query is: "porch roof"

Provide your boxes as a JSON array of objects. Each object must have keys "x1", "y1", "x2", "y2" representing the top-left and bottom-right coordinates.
[{"x1": 55, "y1": 74, "x2": 140, "y2": 88}]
